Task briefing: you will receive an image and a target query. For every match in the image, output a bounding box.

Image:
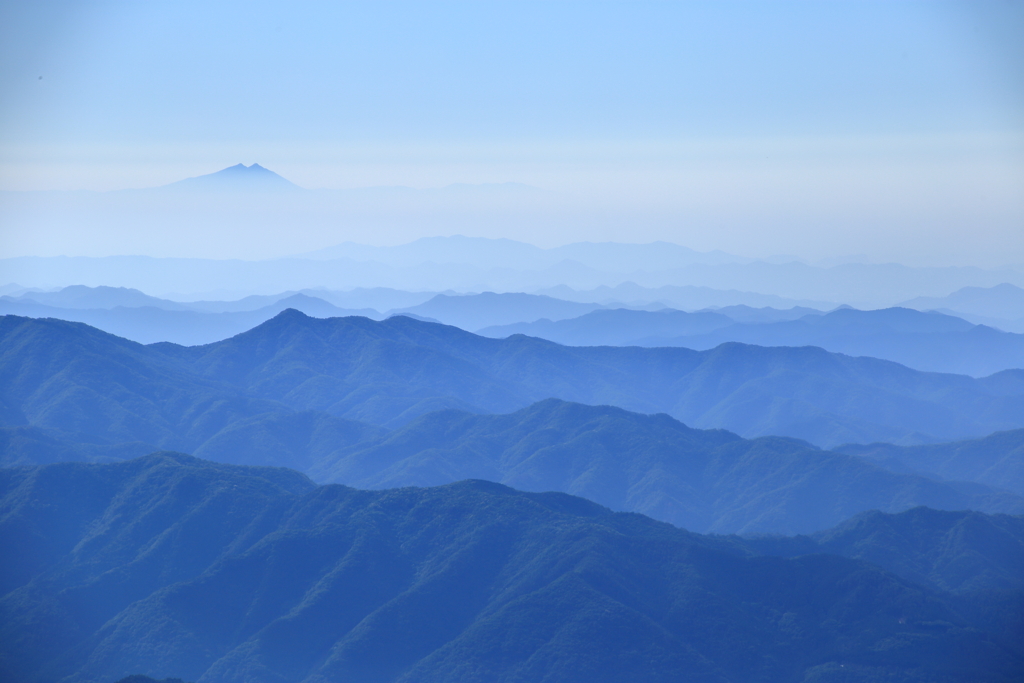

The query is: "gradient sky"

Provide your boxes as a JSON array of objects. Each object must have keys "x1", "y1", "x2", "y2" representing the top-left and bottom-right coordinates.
[{"x1": 1, "y1": 1, "x2": 1022, "y2": 264}]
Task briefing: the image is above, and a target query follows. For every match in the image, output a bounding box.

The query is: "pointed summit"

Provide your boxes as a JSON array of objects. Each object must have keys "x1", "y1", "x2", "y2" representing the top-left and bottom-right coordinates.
[{"x1": 161, "y1": 163, "x2": 300, "y2": 191}]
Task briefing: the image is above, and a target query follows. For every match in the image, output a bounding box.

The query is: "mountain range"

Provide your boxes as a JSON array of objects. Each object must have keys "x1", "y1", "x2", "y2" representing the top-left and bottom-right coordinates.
[
  {"x1": 480, "y1": 306, "x2": 1024, "y2": 377},
  {"x1": 4, "y1": 231, "x2": 1024, "y2": 306},
  {"x1": 4, "y1": 260, "x2": 1024, "y2": 682},
  {"x1": 4, "y1": 312, "x2": 1024, "y2": 535},
  {"x1": 5, "y1": 285, "x2": 1024, "y2": 377},
  {"x1": 836, "y1": 429, "x2": 1024, "y2": 497},
  {"x1": 0, "y1": 290, "x2": 379, "y2": 345},
  {"x1": 6, "y1": 310, "x2": 1024, "y2": 447},
  {"x1": 300, "y1": 398, "x2": 1022, "y2": 534},
  {"x1": 2, "y1": 453, "x2": 1021, "y2": 683},
  {"x1": 900, "y1": 283, "x2": 1024, "y2": 333}
]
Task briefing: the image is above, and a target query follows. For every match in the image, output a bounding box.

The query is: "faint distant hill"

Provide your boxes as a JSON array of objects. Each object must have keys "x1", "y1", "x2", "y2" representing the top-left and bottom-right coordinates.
[
  {"x1": 483, "y1": 306, "x2": 1024, "y2": 377},
  {"x1": 390, "y1": 292, "x2": 605, "y2": 330},
  {"x1": 901, "y1": 283, "x2": 1024, "y2": 333},
  {"x1": 158, "y1": 162, "x2": 301, "y2": 192},
  {"x1": 298, "y1": 235, "x2": 750, "y2": 271},
  {"x1": 4, "y1": 244, "x2": 1024, "y2": 306},
  {"x1": 480, "y1": 307, "x2": 736, "y2": 344},
  {"x1": 535, "y1": 282, "x2": 833, "y2": 310},
  {"x1": 3, "y1": 284, "x2": 191, "y2": 310}
]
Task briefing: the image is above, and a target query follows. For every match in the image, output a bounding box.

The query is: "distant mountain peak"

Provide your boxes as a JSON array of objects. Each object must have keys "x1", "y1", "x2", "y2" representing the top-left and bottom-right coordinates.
[{"x1": 161, "y1": 163, "x2": 300, "y2": 191}]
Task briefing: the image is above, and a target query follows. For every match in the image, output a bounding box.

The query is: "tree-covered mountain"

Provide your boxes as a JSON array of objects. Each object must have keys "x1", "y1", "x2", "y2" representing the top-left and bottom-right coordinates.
[
  {"x1": 305, "y1": 399, "x2": 1024, "y2": 535},
  {"x1": 0, "y1": 314, "x2": 385, "y2": 469},
  {"x1": 8, "y1": 354, "x2": 1021, "y2": 535},
  {"x1": 4, "y1": 310, "x2": 1024, "y2": 537},
  {"x1": 481, "y1": 306, "x2": 1024, "y2": 377},
  {"x1": 4, "y1": 310, "x2": 1024, "y2": 449},
  {"x1": 744, "y1": 506, "x2": 1024, "y2": 594},
  {"x1": 2, "y1": 453, "x2": 1021, "y2": 683},
  {"x1": 836, "y1": 428, "x2": 1024, "y2": 497}
]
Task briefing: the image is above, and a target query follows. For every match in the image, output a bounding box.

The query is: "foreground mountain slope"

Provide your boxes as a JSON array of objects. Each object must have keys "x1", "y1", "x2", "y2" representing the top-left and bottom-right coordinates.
[
  {"x1": 308, "y1": 399, "x2": 1024, "y2": 534},
  {"x1": 2, "y1": 454, "x2": 1020, "y2": 683}
]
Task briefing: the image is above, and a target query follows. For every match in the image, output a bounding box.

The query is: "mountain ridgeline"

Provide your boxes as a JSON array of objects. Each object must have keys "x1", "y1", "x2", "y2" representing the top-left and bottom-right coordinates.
[
  {"x1": 3, "y1": 290, "x2": 1024, "y2": 682},
  {"x1": 4, "y1": 310, "x2": 1024, "y2": 447},
  {"x1": 3, "y1": 312, "x2": 1024, "y2": 536},
  {"x1": 302, "y1": 399, "x2": 1023, "y2": 535},
  {"x1": 480, "y1": 305, "x2": 1024, "y2": 377},
  {"x1": 836, "y1": 429, "x2": 1024, "y2": 497},
  {"x1": 2, "y1": 454, "x2": 1021, "y2": 683},
  {"x1": 5, "y1": 284, "x2": 1024, "y2": 375}
]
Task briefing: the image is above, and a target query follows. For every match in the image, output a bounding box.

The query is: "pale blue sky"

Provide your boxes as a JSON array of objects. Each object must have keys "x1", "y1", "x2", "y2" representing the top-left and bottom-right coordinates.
[{"x1": 1, "y1": 1, "x2": 1022, "y2": 263}]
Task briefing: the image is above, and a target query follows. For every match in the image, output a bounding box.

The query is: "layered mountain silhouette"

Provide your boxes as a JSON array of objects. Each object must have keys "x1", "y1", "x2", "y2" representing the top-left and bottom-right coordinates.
[
  {"x1": 481, "y1": 306, "x2": 1024, "y2": 377},
  {"x1": 4, "y1": 310, "x2": 1024, "y2": 448},
  {"x1": 0, "y1": 291, "x2": 378, "y2": 345},
  {"x1": 4, "y1": 232, "x2": 1024, "y2": 305},
  {"x1": 4, "y1": 312, "x2": 1024, "y2": 534},
  {"x1": 302, "y1": 399, "x2": 1023, "y2": 534},
  {"x1": 1, "y1": 453, "x2": 1020, "y2": 683},
  {"x1": 837, "y1": 428, "x2": 1024, "y2": 496},
  {"x1": 748, "y1": 506, "x2": 1024, "y2": 594},
  {"x1": 2, "y1": 284, "x2": 193, "y2": 310},
  {"x1": 901, "y1": 283, "x2": 1024, "y2": 332},
  {"x1": 9, "y1": 285, "x2": 1021, "y2": 377},
  {"x1": 391, "y1": 292, "x2": 605, "y2": 330}
]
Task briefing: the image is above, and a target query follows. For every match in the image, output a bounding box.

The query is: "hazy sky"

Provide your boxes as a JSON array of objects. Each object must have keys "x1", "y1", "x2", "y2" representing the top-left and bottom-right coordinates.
[{"x1": 1, "y1": 1, "x2": 1023, "y2": 264}]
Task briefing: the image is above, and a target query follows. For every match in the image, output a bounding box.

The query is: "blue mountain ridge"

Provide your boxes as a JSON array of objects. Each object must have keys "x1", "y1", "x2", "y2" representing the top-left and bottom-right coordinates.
[
  {"x1": 3, "y1": 312, "x2": 1024, "y2": 535},
  {"x1": 1, "y1": 453, "x2": 1021, "y2": 683}
]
